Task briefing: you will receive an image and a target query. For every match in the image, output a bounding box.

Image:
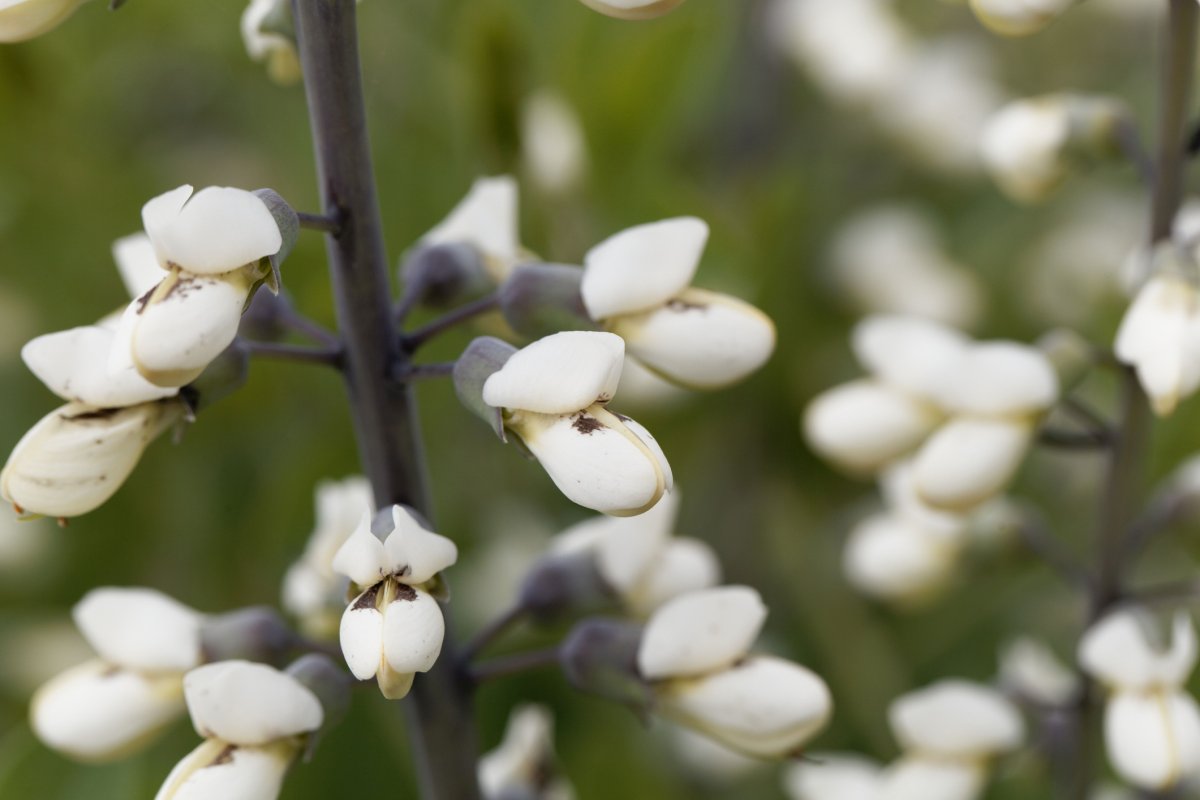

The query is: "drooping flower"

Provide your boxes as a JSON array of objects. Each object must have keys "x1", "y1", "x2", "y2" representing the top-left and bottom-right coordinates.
[
  {"x1": 1079, "y1": 608, "x2": 1200, "y2": 790},
  {"x1": 478, "y1": 704, "x2": 576, "y2": 800},
  {"x1": 1115, "y1": 263, "x2": 1200, "y2": 416},
  {"x1": 580, "y1": 218, "x2": 775, "y2": 390},
  {"x1": 241, "y1": 0, "x2": 301, "y2": 85},
  {"x1": 969, "y1": 0, "x2": 1078, "y2": 36},
  {"x1": 0, "y1": 0, "x2": 87, "y2": 43},
  {"x1": 481, "y1": 331, "x2": 672, "y2": 516},
  {"x1": 31, "y1": 588, "x2": 204, "y2": 761},
  {"x1": 331, "y1": 505, "x2": 457, "y2": 699}
]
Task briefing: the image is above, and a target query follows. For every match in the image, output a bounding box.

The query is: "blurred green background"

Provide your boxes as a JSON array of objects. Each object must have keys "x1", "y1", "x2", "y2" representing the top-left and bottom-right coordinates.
[{"x1": 0, "y1": 0, "x2": 1195, "y2": 797}]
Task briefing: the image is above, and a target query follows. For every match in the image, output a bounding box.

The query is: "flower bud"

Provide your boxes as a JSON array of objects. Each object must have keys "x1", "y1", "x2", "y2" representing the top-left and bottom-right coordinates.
[
  {"x1": 0, "y1": 0, "x2": 86, "y2": 43},
  {"x1": 420, "y1": 176, "x2": 523, "y2": 283},
  {"x1": 784, "y1": 754, "x2": 883, "y2": 800},
  {"x1": 637, "y1": 586, "x2": 766, "y2": 680},
  {"x1": 889, "y1": 680, "x2": 1024, "y2": 760},
  {"x1": 479, "y1": 704, "x2": 575, "y2": 800},
  {"x1": 156, "y1": 738, "x2": 297, "y2": 800},
  {"x1": 560, "y1": 618, "x2": 651, "y2": 713},
  {"x1": 400, "y1": 242, "x2": 492, "y2": 309},
  {"x1": 241, "y1": 0, "x2": 302, "y2": 85},
  {"x1": 518, "y1": 550, "x2": 617, "y2": 624},
  {"x1": 199, "y1": 607, "x2": 296, "y2": 666},
  {"x1": 577, "y1": 0, "x2": 685, "y2": 20},
  {"x1": 454, "y1": 337, "x2": 518, "y2": 439},
  {"x1": 970, "y1": 0, "x2": 1077, "y2": 36},
  {"x1": 2, "y1": 400, "x2": 184, "y2": 519},
  {"x1": 500, "y1": 263, "x2": 597, "y2": 340},
  {"x1": 183, "y1": 660, "x2": 323, "y2": 746}
]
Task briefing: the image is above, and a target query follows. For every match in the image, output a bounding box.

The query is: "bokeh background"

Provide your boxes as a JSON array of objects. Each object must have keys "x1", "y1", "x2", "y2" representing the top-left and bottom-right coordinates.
[{"x1": 0, "y1": 0, "x2": 1194, "y2": 797}]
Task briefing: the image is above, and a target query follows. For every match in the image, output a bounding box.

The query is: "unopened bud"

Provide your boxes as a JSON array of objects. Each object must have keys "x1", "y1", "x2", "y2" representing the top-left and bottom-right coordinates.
[
  {"x1": 500, "y1": 263, "x2": 598, "y2": 339},
  {"x1": 199, "y1": 607, "x2": 296, "y2": 665},
  {"x1": 559, "y1": 618, "x2": 651, "y2": 716},
  {"x1": 518, "y1": 550, "x2": 618, "y2": 624},
  {"x1": 252, "y1": 189, "x2": 299, "y2": 293},
  {"x1": 286, "y1": 653, "x2": 352, "y2": 756},
  {"x1": 400, "y1": 243, "x2": 492, "y2": 309},
  {"x1": 454, "y1": 337, "x2": 518, "y2": 439}
]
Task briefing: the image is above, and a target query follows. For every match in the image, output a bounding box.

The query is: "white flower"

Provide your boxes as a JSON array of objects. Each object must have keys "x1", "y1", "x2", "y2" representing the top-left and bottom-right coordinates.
[
  {"x1": 0, "y1": 0, "x2": 86, "y2": 42},
  {"x1": 550, "y1": 490, "x2": 720, "y2": 616},
  {"x1": 784, "y1": 754, "x2": 883, "y2": 800},
  {"x1": 577, "y1": 0, "x2": 684, "y2": 19},
  {"x1": 998, "y1": 638, "x2": 1080, "y2": 707},
  {"x1": 2, "y1": 400, "x2": 184, "y2": 519},
  {"x1": 970, "y1": 0, "x2": 1077, "y2": 36},
  {"x1": 878, "y1": 757, "x2": 986, "y2": 800},
  {"x1": 157, "y1": 661, "x2": 323, "y2": 800},
  {"x1": 332, "y1": 506, "x2": 457, "y2": 699},
  {"x1": 1115, "y1": 271, "x2": 1200, "y2": 416},
  {"x1": 22, "y1": 326, "x2": 179, "y2": 409},
  {"x1": 889, "y1": 680, "x2": 1025, "y2": 760},
  {"x1": 843, "y1": 512, "x2": 963, "y2": 605},
  {"x1": 637, "y1": 586, "x2": 832, "y2": 758},
  {"x1": 31, "y1": 588, "x2": 204, "y2": 761},
  {"x1": 421, "y1": 176, "x2": 524, "y2": 283},
  {"x1": 241, "y1": 0, "x2": 302, "y2": 85},
  {"x1": 282, "y1": 476, "x2": 374, "y2": 637},
  {"x1": 478, "y1": 704, "x2": 576, "y2": 800},
  {"x1": 111, "y1": 185, "x2": 284, "y2": 388},
  {"x1": 580, "y1": 218, "x2": 775, "y2": 389},
  {"x1": 483, "y1": 331, "x2": 672, "y2": 516},
  {"x1": 521, "y1": 91, "x2": 588, "y2": 194},
  {"x1": 1078, "y1": 608, "x2": 1200, "y2": 790}
]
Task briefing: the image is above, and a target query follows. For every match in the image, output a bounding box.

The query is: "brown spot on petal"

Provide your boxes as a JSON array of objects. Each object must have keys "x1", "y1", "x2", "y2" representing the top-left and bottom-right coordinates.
[
  {"x1": 572, "y1": 414, "x2": 605, "y2": 435},
  {"x1": 64, "y1": 408, "x2": 120, "y2": 421},
  {"x1": 392, "y1": 583, "x2": 418, "y2": 602},
  {"x1": 135, "y1": 285, "x2": 157, "y2": 314},
  {"x1": 666, "y1": 297, "x2": 706, "y2": 312},
  {"x1": 353, "y1": 583, "x2": 381, "y2": 611},
  {"x1": 210, "y1": 744, "x2": 237, "y2": 767}
]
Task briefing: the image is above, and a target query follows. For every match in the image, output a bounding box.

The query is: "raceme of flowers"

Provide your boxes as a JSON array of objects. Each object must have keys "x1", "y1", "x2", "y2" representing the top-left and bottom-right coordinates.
[
  {"x1": 804, "y1": 314, "x2": 1060, "y2": 513},
  {"x1": 332, "y1": 504, "x2": 458, "y2": 699}
]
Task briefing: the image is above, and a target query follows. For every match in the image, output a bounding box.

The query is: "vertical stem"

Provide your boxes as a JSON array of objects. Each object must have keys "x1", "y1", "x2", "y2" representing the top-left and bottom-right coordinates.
[
  {"x1": 1074, "y1": 3, "x2": 1198, "y2": 797},
  {"x1": 291, "y1": 2, "x2": 481, "y2": 798}
]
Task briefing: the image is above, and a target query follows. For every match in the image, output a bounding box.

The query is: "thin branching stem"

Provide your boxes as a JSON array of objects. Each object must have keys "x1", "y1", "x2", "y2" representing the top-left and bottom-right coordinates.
[
  {"x1": 402, "y1": 293, "x2": 500, "y2": 352},
  {"x1": 396, "y1": 362, "x2": 456, "y2": 382},
  {"x1": 239, "y1": 339, "x2": 344, "y2": 367},
  {"x1": 297, "y1": 210, "x2": 343, "y2": 235},
  {"x1": 459, "y1": 604, "x2": 528, "y2": 667},
  {"x1": 467, "y1": 647, "x2": 561, "y2": 686}
]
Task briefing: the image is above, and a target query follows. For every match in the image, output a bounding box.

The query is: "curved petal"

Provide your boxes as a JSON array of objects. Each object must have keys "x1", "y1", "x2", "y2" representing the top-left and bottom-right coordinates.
[
  {"x1": 935, "y1": 342, "x2": 1059, "y2": 416},
  {"x1": 638, "y1": 586, "x2": 766, "y2": 680},
  {"x1": 560, "y1": 490, "x2": 676, "y2": 595},
  {"x1": 577, "y1": 0, "x2": 684, "y2": 20},
  {"x1": 142, "y1": 185, "x2": 195, "y2": 264},
  {"x1": 22, "y1": 326, "x2": 178, "y2": 408},
  {"x1": 582, "y1": 217, "x2": 708, "y2": 320},
  {"x1": 627, "y1": 537, "x2": 721, "y2": 617},
  {"x1": 31, "y1": 660, "x2": 184, "y2": 763},
  {"x1": 381, "y1": 585, "x2": 446, "y2": 674},
  {"x1": 150, "y1": 187, "x2": 282, "y2": 276},
  {"x1": 851, "y1": 315, "x2": 969, "y2": 400},
  {"x1": 970, "y1": 0, "x2": 1076, "y2": 37},
  {"x1": 843, "y1": 513, "x2": 959, "y2": 603},
  {"x1": 330, "y1": 513, "x2": 387, "y2": 588},
  {"x1": 804, "y1": 380, "x2": 942, "y2": 475},
  {"x1": 888, "y1": 679, "x2": 1024, "y2": 759},
  {"x1": 1115, "y1": 274, "x2": 1200, "y2": 416},
  {"x1": 381, "y1": 506, "x2": 458, "y2": 585},
  {"x1": 113, "y1": 233, "x2": 168, "y2": 300},
  {"x1": 156, "y1": 739, "x2": 294, "y2": 800},
  {"x1": 1105, "y1": 691, "x2": 1200, "y2": 791},
  {"x1": 421, "y1": 176, "x2": 521, "y2": 281},
  {"x1": 74, "y1": 587, "x2": 202, "y2": 672},
  {"x1": 1079, "y1": 608, "x2": 1197, "y2": 692},
  {"x1": 879, "y1": 756, "x2": 985, "y2": 800},
  {"x1": 912, "y1": 417, "x2": 1033, "y2": 512},
  {"x1": 483, "y1": 331, "x2": 625, "y2": 414},
  {"x1": 784, "y1": 754, "x2": 884, "y2": 800},
  {"x1": 184, "y1": 660, "x2": 323, "y2": 746},
  {"x1": 612, "y1": 288, "x2": 776, "y2": 389},
  {"x1": 339, "y1": 587, "x2": 385, "y2": 681}
]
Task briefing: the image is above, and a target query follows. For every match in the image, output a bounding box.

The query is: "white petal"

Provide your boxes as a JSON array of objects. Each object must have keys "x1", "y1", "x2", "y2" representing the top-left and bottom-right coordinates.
[
  {"x1": 142, "y1": 185, "x2": 194, "y2": 264},
  {"x1": 330, "y1": 513, "x2": 388, "y2": 588},
  {"x1": 157, "y1": 739, "x2": 293, "y2": 800},
  {"x1": 22, "y1": 326, "x2": 178, "y2": 408},
  {"x1": 381, "y1": 506, "x2": 458, "y2": 585},
  {"x1": 1079, "y1": 609, "x2": 1197, "y2": 692},
  {"x1": 851, "y1": 315, "x2": 970, "y2": 400},
  {"x1": 74, "y1": 587, "x2": 203, "y2": 672},
  {"x1": 582, "y1": 217, "x2": 709, "y2": 320},
  {"x1": 149, "y1": 187, "x2": 282, "y2": 276},
  {"x1": 478, "y1": 704, "x2": 560, "y2": 798},
  {"x1": 1, "y1": 400, "x2": 182, "y2": 518},
  {"x1": 658, "y1": 655, "x2": 833, "y2": 759},
  {"x1": 888, "y1": 679, "x2": 1024, "y2": 759},
  {"x1": 128, "y1": 271, "x2": 254, "y2": 387},
  {"x1": 970, "y1": 0, "x2": 1076, "y2": 37},
  {"x1": 628, "y1": 537, "x2": 721, "y2": 617},
  {"x1": 1105, "y1": 691, "x2": 1200, "y2": 791},
  {"x1": 611, "y1": 288, "x2": 776, "y2": 389},
  {"x1": 514, "y1": 406, "x2": 666, "y2": 516},
  {"x1": 638, "y1": 586, "x2": 766, "y2": 680},
  {"x1": 804, "y1": 380, "x2": 942, "y2": 474},
  {"x1": 421, "y1": 176, "x2": 521, "y2": 280},
  {"x1": 381, "y1": 586, "x2": 446, "y2": 673},
  {"x1": 483, "y1": 331, "x2": 625, "y2": 415},
  {"x1": 113, "y1": 233, "x2": 168, "y2": 300},
  {"x1": 999, "y1": 637, "x2": 1080, "y2": 707},
  {"x1": 564, "y1": 490, "x2": 677, "y2": 594},
  {"x1": 879, "y1": 756, "x2": 985, "y2": 800},
  {"x1": 339, "y1": 591, "x2": 385, "y2": 681},
  {"x1": 577, "y1": 0, "x2": 683, "y2": 20},
  {"x1": 0, "y1": 0, "x2": 85, "y2": 43},
  {"x1": 843, "y1": 513, "x2": 960, "y2": 603},
  {"x1": 784, "y1": 754, "x2": 884, "y2": 800},
  {"x1": 979, "y1": 97, "x2": 1071, "y2": 202},
  {"x1": 912, "y1": 417, "x2": 1034, "y2": 512},
  {"x1": 1115, "y1": 274, "x2": 1200, "y2": 416},
  {"x1": 184, "y1": 660, "x2": 323, "y2": 746},
  {"x1": 31, "y1": 660, "x2": 184, "y2": 762},
  {"x1": 521, "y1": 91, "x2": 588, "y2": 194},
  {"x1": 879, "y1": 461, "x2": 969, "y2": 540},
  {"x1": 935, "y1": 342, "x2": 1059, "y2": 416},
  {"x1": 619, "y1": 415, "x2": 673, "y2": 493}
]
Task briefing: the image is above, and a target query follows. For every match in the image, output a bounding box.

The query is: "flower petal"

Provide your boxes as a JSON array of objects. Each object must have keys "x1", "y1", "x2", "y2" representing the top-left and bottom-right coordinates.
[
  {"x1": 935, "y1": 342, "x2": 1059, "y2": 416},
  {"x1": 912, "y1": 417, "x2": 1033, "y2": 512},
  {"x1": 184, "y1": 660, "x2": 323, "y2": 746},
  {"x1": 851, "y1": 315, "x2": 969, "y2": 400},
  {"x1": 0, "y1": 0, "x2": 85, "y2": 43},
  {"x1": 156, "y1": 739, "x2": 294, "y2": 800},
  {"x1": 339, "y1": 588, "x2": 385, "y2": 681},
  {"x1": 1079, "y1": 609, "x2": 1197, "y2": 692},
  {"x1": 784, "y1": 754, "x2": 884, "y2": 800},
  {"x1": 330, "y1": 513, "x2": 388, "y2": 588},
  {"x1": 879, "y1": 756, "x2": 985, "y2": 800},
  {"x1": 22, "y1": 326, "x2": 178, "y2": 408},
  {"x1": 582, "y1": 217, "x2": 708, "y2": 320},
  {"x1": 1115, "y1": 273, "x2": 1200, "y2": 416},
  {"x1": 381, "y1": 585, "x2": 446, "y2": 674},
  {"x1": 612, "y1": 288, "x2": 776, "y2": 389},
  {"x1": 559, "y1": 490, "x2": 677, "y2": 595},
  {"x1": 577, "y1": 0, "x2": 684, "y2": 20},
  {"x1": 421, "y1": 176, "x2": 521, "y2": 281},
  {"x1": 74, "y1": 587, "x2": 203, "y2": 672},
  {"x1": 843, "y1": 513, "x2": 960, "y2": 603},
  {"x1": 804, "y1": 379, "x2": 942, "y2": 474},
  {"x1": 113, "y1": 233, "x2": 168, "y2": 300},
  {"x1": 1105, "y1": 691, "x2": 1200, "y2": 791},
  {"x1": 483, "y1": 331, "x2": 625, "y2": 415},
  {"x1": 888, "y1": 679, "x2": 1024, "y2": 759},
  {"x1": 638, "y1": 586, "x2": 766, "y2": 680},
  {"x1": 627, "y1": 536, "x2": 721, "y2": 617},
  {"x1": 381, "y1": 506, "x2": 458, "y2": 585},
  {"x1": 149, "y1": 187, "x2": 282, "y2": 276},
  {"x1": 142, "y1": 185, "x2": 194, "y2": 263}
]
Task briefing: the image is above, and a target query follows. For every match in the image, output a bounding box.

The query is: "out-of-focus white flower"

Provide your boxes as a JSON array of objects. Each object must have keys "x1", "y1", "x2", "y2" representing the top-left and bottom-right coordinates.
[
  {"x1": 31, "y1": 588, "x2": 204, "y2": 762},
  {"x1": 522, "y1": 91, "x2": 588, "y2": 195},
  {"x1": 107, "y1": 185, "x2": 284, "y2": 388},
  {"x1": 970, "y1": 0, "x2": 1078, "y2": 36},
  {"x1": 999, "y1": 637, "x2": 1080, "y2": 706},
  {"x1": 784, "y1": 753, "x2": 883, "y2": 800},
  {"x1": 670, "y1": 726, "x2": 762, "y2": 780},
  {"x1": 551, "y1": 491, "x2": 720, "y2": 616},
  {"x1": 421, "y1": 176, "x2": 525, "y2": 283},
  {"x1": 981, "y1": 95, "x2": 1126, "y2": 203},
  {"x1": 1079, "y1": 608, "x2": 1200, "y2": 790},
  {"x1": 1116, "y1": 266, "x2": 1200, "y2": 416},
  {"x1": 768, "y1": 0, "x2": 913, "y2": 106},
  {"x1": 241, "y1": 0, "x2": 302, "y2": 85},
  {"x1": 0, "y1": 0, "x2": 87, "y2": 42},
  {"x1": 844, "y1": 511, "x2": 963, "y2": 606},
  {"x1": 483, "y1": 331, "x2": 672, "y2": 516},
  {"x1": 577, "y1": 0, "x2": 683, "y2": 19},
  {"x1": 638, "y1": 587, "x2": 832, "y2": 758},
  {"x1": 612, "y1": 355, "x2": 691, "y2": 408},
  {"x1": 581, "y1": 218, "x2": 775, "y2": 390},
  {"x1": 2, "y1": 400, "x2": 184, "y2": 519},
  {"x1": 874, "y1": 39, "x2": 1006, "y2": 175},
  {"x1": 829, "y1": 206, "x2": 983, "y2": 329},
  {"x1": 156, "y1": 661, "x2": 323, "y2": 800},
  {"x1": 478, "y1": 704, "x2": 576, "y2": 800},
  {"x1": 282, "y1": 476, "x2": 374, "y2": 638},
  {"x1": 332, "y1": 505, "x2": 457, "y2": 699}
]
